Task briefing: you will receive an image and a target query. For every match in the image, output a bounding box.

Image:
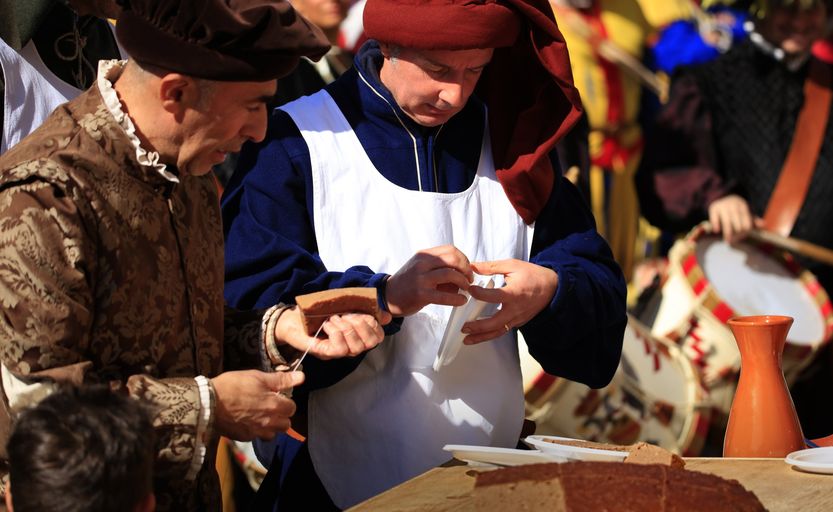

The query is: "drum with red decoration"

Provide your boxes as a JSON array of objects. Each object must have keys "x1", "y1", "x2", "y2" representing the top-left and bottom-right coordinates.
[
  {"x1": 639, "y1": 223, "x2": 833, "y2": 416},
  {"x1": 521, "y1": 316, "x2": 711, "y2": 455}
]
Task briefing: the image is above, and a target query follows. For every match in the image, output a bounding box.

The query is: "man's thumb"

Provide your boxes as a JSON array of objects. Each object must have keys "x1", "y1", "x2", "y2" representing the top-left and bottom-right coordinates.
[{"x1": 269, "y1": 370, "x2": 305, "y2": 391}]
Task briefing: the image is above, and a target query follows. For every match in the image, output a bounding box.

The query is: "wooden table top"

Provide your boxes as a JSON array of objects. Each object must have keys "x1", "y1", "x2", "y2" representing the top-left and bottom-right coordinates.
[{"x1": 349, "y1": 458, "x2": 833, "y2": 511}]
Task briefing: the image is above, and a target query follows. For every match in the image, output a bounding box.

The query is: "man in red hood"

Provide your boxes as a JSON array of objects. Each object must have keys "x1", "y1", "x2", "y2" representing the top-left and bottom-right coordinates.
[{"x1": 222, "y1": 0, "x2": 628, "y2": 508}]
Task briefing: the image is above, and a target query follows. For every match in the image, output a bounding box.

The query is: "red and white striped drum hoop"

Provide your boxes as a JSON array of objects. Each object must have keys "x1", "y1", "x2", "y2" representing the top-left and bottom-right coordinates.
[{"x1": 641, "y1": 223, "x2": 833, "y2": 416}]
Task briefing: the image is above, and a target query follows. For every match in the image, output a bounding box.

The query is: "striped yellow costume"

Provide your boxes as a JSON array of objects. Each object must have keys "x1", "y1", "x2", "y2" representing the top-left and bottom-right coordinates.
[{"x1": 553, "y1": 0, "x2": 693, "y2": 281}]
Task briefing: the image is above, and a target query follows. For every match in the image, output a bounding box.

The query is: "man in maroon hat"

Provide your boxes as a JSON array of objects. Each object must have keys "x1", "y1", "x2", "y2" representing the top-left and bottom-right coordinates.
[
  {"x1": 0, "y1": 1, "x2": 389, "y2": 510},
  {"x1": 222, "y1": 0, "x2": 627, "y2": 508}
]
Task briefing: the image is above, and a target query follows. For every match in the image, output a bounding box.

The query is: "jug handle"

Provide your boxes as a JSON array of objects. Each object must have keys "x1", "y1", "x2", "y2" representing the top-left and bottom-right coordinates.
[{"x1": 808, "y1": 434, "x2": 833, "y2": 447}]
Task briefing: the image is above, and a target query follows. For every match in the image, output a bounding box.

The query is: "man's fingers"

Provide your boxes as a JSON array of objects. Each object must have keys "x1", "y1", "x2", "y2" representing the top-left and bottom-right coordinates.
[
  {"x1": 463, "y1": 313, "x2": 519, "y2": 337},
  {"x1": 723, "y1": 221, "x2": 735, "y2": 242},
  {"x1": 323, "y1": 315, "x2": 374, "y2": 356},
  {"x1": 309, "y1": 335, "x2": 345, "y2": 359},
  {"x1": 426, "y1": 268, "x2": 471, "y2": 291},
  {"x1": 342, "y1": 314, "x2": 384, "y2": 350},
  {"x1": 710, "y1": 213, "x2": 723, "y2": 237},
  {"x1": 463, "y1": 313, "x2": 518, "y2": 344},
  {"x1": 318, "y1": 321, "x2": 352, "y2": 359},
  {"x1": 437, "y1": 283, "x2": 460, "y2": 294},
  {"x1": 343, "y1": 330, "x2": 364, "y2": 353},
  {"x1": 463, "y1": 328, "x2": 509, "y2": 345},
  {"x1": 739, "y1": 208, "x2": 753, "y2": 233},
  {"x1": 421, "y1": 246, "x2": 473, "y2": 280},
  {"x1": 308, "y1": 312, "x2": 388, "y2": 359},
  {"x1": 729, "y1": 206, "x2": 751, "y2": 242},
  {"x1": 471, "y1": 259, "x2": 514, "y2": 276},
  {"x1": 378, "y1": 311, "x2": 393, "y2": 325},
  {"x1": 386, "y1": 246, "x2": 479, "y2": 316},
  {"x1": 265, "y1": 370, "x2": 305, "y2": 391},
  {"x1": 709, "y1": 195, "x2": 755, "y2": 243},
  {"x1": 276, "y1": 393, "x2": 298, "y2": 413},
  {"x1": 212, "y1": 370, "x2": 303, "y2": 442},
  {"x1": 715, "y1": 210, "x2": 732, "y2": 241},
  {"x1": 736, "y1": 205, "x2": 753, "y2": 239},
  {"x1": 339, "y1": 316, "x2": 375, "y2": 353},
  {"x1": 266, "y1": 393, "x2": 298, "y2": 419},
  {"x1": 257, "y1": 417, "x2": 292, "y2": 440},
  {"x1": 467, "y1": 285, "x2": 505, "y2": 303},
  {"x1": 352, "y1": 312, "x2": 388, "y2": 341},
  {"x1": 732, "y1": 204, "x2": 750, "y2": 235},
  {"x1": 424, "y1": 289, "x2": 468, "y2": 307},
  {"x1": 252, "y1": 400, "x2": 294, "y2": 439}
]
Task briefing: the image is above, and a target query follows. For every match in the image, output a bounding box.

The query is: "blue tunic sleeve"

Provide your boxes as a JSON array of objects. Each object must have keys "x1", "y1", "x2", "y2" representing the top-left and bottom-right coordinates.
[
  {"x1": 524, "y1": 173, "x2": 627, "y2": 389},
  {"x1": 223, "y1": 110, "x2": 391, "y2": 310},
  {"x1": 222, "y1": 110, "x2": 397, "y2": 392}
]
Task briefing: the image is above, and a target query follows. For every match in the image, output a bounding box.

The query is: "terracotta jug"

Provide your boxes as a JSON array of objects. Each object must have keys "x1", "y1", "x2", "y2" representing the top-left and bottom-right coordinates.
[{"x1": 723, "y1": 315, "x2": 805, "y2": 457}]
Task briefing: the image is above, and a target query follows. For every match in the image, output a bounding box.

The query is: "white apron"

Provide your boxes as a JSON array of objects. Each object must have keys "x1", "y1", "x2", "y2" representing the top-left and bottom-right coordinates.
[
  {"x1": 281, "y1": 90, "x2": 533, "y2": 508},
  {"x1": 0, "y1": 38, "x2": 81, "y2": 154}
]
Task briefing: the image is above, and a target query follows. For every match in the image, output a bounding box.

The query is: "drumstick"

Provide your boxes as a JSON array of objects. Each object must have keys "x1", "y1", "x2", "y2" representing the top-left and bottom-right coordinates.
[
  {"x1": 749, "y1": 230, "x2": 833, "y2": 268},
  {"x1": 550, "y1": 2, "x2": 669, "y2": 99}
]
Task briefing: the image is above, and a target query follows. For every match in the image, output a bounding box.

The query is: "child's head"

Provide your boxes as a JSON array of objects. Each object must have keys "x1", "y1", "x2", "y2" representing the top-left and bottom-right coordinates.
[{"x1": 6, "y1": 385, "x2": 156, "y2": 512}]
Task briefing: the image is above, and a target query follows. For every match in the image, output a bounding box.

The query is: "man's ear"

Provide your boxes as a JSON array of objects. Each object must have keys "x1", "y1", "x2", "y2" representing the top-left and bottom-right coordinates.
[
  {"x1": 378, "y1": 42, "x2": 392, "y2": 59},
  {"x1": 158, "y1": 74, "x2": 199, "y2": 117}
]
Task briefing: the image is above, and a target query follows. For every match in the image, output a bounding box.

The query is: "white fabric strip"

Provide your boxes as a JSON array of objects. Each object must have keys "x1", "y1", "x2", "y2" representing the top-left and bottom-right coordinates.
[{"x1": 187, "y1": 375, "x2": 212, "y2": 481}]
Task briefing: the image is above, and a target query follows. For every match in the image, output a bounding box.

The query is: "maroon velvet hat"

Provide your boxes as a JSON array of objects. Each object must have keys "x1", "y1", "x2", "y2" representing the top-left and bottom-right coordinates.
[
  {"x1": 363, "y1": 0, "x2": 582, "y2": 224},
  {"x1": 363, "y1": 0, "x2": 522, "y2": 50},
  {"x1": 116, "y1": 0, "x2": 331, "y2": 81}
]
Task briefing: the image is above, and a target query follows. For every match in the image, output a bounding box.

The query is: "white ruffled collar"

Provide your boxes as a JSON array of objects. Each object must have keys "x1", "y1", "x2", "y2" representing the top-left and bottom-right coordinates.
[{"x1": 97, "y1": 60, "x2": 179, "y2": 183}]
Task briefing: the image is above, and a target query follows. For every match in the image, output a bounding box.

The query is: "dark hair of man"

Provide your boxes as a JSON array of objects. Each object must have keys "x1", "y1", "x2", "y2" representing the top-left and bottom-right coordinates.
[{"x1": 6, "y1": 385, "x2": 155, "y2": 512}]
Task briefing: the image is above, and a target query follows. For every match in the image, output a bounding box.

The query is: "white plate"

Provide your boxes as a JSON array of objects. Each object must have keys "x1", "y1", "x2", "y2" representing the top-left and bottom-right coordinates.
[
  {"x1": 433, "y1": 275, "x2": 496, "y2": 372},
  {"x1": 524, "y1": 435, "x2": 628, "y2": 462},
  {"x1": 443, "y1": 444, "x2": 566, "y2": 467},
  {"x1": 785, "y1": 447, "x2": 833, "y2": 474}
]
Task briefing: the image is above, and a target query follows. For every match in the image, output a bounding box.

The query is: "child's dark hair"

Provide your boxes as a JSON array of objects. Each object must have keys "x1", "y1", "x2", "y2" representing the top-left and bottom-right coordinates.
[{"x1": 7, "y1": 385, "x2": 155, "y2": 512}]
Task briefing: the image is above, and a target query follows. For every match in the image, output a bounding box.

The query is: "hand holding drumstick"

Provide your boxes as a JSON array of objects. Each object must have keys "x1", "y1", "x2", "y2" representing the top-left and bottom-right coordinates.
[{"x1": 707, "y1": 195, "x2": 833, "y2": 267}]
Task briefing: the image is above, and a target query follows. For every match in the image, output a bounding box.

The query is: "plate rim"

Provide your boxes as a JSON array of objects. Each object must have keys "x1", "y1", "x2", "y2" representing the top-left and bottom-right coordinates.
[
  {"x1": 524, "y1": 435, "x2": 629, "y2": 461},
  {"x1": 785, "y1": 446, "x2": 833, "y2": 473},
  {"x1": 442, "y1": 444, "x2": 565, "y2": 465},
  {"x1": 443, "y1": 444, "x2": 545, "y2": 453}
]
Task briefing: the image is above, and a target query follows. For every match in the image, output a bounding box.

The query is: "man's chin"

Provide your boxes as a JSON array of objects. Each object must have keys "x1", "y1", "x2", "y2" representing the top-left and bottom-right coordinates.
[
  {"x1": 192, "y1": 165, "x2": 214, "y2": 177},
  {"x1": 180, "y1": 161, "x2": 214, "y2": 177},
  {"x1": 411, "y1": 112, "x2": 454, "y2": 128}
]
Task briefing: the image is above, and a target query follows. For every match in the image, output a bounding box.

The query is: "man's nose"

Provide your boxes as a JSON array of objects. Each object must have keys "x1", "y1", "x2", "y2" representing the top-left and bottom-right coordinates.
[
  {"x1": 244, "y1": 110, "x2": 269, "y2": 143},
  {"x1": 438, "y1": 81, "x2": 465, "y2": 108}
]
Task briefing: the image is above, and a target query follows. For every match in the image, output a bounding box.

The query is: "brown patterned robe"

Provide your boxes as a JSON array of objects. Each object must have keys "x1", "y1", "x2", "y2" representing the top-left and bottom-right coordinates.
[{"x1": 0, "y1": 71, "x2": 275, "y2": 511}]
